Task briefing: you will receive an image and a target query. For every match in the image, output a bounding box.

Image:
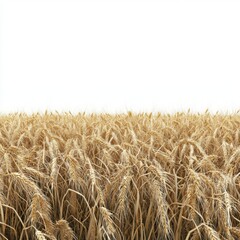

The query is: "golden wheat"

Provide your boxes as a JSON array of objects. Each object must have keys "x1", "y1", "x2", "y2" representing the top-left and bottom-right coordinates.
[{"x1": 0, "y1": 112, "x2": 240, "y2": 239}]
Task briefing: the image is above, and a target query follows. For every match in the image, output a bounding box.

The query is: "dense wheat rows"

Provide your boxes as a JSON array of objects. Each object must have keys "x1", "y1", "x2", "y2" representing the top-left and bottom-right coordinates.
[{"x1": 1, "y1": 112, "x2": 240, "y2": 239}]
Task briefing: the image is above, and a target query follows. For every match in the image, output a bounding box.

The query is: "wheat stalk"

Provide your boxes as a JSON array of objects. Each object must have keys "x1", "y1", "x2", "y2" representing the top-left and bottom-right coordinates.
[{"x1": 0, "y1": 112, "x2": 240, "y2": 239}]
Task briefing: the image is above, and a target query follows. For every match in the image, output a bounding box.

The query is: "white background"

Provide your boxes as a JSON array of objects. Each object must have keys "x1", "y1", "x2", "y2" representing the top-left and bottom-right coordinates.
[{"x1": 0, "y1": 0, "x2": 240, "y2": 114}]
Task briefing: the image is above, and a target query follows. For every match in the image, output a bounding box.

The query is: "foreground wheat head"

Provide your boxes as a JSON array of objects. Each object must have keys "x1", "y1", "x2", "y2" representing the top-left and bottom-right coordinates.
[{"x1": 1, "y1": 112, "x2": 240, "y2": 239}]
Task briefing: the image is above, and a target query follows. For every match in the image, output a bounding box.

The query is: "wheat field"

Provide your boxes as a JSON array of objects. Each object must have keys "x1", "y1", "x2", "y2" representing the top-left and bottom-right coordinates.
[{"x1": 1, "y1": 112, "x2": 240, "y2": 239}]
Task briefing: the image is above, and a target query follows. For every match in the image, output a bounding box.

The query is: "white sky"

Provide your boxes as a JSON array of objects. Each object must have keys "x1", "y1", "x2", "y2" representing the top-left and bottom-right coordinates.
[{"x1": 0, "y1": 0, "x2": 240, "y2": 114}]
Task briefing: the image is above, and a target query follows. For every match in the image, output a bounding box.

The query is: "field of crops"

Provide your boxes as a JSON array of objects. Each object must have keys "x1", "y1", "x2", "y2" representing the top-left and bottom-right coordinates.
[{"x1": 1, "y1": 112, "x2": 240, "y2": 239}]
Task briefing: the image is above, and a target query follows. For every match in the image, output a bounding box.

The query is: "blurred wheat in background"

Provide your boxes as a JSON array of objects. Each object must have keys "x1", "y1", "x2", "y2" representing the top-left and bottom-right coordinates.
[{"x1": 1, "y1": 112, "x2": 240, "y2": 239}]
